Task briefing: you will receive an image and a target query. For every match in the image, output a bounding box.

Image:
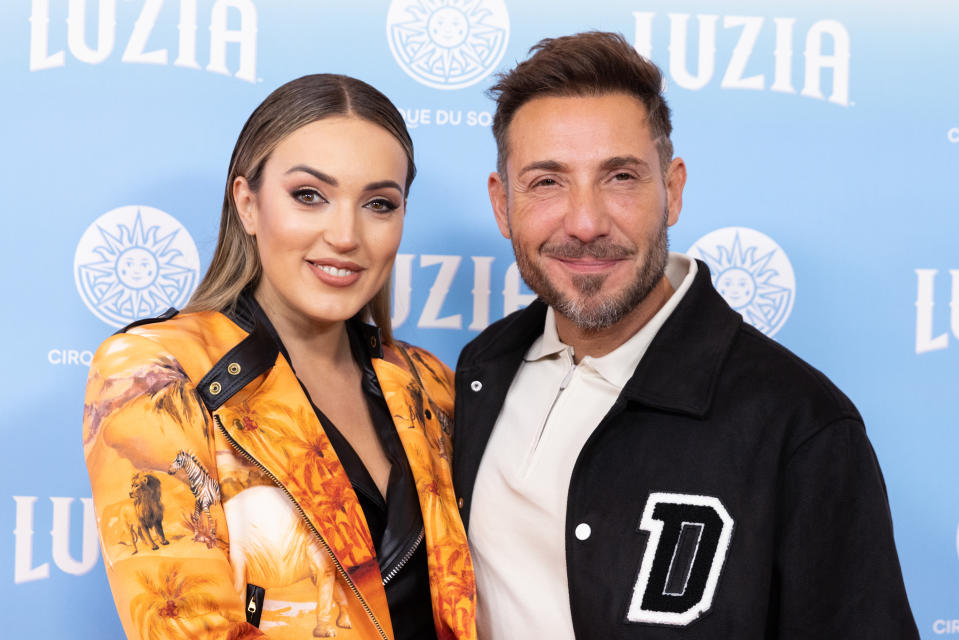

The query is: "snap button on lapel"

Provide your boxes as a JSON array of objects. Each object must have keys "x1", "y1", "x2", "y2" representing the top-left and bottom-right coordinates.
[
  {"x1": 227, "y1": 362, "x2": 241, "y2": 375},
  {"x1": 457, "y1": 497, "x2": 464, "y2": 508},
  {"x1": 369, "y1": 335, "x2": 377, "y2": 349},
  {"x1": 209, "y1": 381, "x2": 222, "y2": 395},
  {"x1": 470, "y1": 380, "x2": 482, "y2": 392}
]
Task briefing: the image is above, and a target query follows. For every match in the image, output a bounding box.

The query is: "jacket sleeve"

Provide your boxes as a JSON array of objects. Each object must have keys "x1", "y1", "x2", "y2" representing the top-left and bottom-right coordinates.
[
  {"x1": 83, "y1": 331, "x2": 266, "y2": 640},
  {"x1": 773, "y1": 418, "x2": 919, "y2": 639}
]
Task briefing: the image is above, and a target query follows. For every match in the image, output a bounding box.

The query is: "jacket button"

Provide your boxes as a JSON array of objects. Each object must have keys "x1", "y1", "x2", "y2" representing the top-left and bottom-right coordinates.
[
  {"x1": 470, "y1": 380, "x2": 482, "y2": 392},
  {"x1": 457, "y1": 497, "x2": 464, "y2": 508},
  {"x1": 574, "y1": 523, "x2": 591, "y2": 541}
]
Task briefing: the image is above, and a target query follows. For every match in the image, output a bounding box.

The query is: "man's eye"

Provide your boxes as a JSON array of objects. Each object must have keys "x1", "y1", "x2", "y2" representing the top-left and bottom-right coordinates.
[
  {"x1": 366, "y1": 198, "x2": 398, "y2": 213},
  {"x1": 533, "y1": 177, "x2": 557, "y2": 188},
  {"x1": 292, "y1": 188, "x2": 323, "y2": 204},
  {"x1": 613, "y1": 172, "x2": 634, "y2": 181}
]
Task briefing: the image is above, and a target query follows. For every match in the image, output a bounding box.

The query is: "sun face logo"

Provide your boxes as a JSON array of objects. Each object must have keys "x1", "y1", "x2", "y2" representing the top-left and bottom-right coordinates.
[
  {"x1": 687, "y1": 227, "x2": 796, "y2": 337},
  {"x1": 387, "y1": 0, "x2": 510, "y2": 90},
  {"x1": 74, "y1": 206, "x2": 200, "y2": 328}
]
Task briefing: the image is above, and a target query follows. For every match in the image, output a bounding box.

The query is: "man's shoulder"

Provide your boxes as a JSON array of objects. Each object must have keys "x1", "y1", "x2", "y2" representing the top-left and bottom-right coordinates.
[{"x1": 726, "y1": 321, "x2": 861, "y2": 421}]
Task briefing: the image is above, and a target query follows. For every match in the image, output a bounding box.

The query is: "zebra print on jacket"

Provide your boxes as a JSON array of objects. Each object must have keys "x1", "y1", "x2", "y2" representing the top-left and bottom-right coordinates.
[{"x1": 168, "y1": 450, "x2": 221, "y2": 527}]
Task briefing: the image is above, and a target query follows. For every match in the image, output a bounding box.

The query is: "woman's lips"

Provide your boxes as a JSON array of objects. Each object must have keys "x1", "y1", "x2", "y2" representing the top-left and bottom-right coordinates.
[{"x1": 307, "y1": 259, "x2": 363, "y2": 287}]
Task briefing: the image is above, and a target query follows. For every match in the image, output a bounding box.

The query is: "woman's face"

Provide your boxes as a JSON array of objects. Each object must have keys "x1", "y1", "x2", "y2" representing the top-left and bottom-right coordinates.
[{"x1": 235, "y1": 116, "x2": 407, "y2": 329}]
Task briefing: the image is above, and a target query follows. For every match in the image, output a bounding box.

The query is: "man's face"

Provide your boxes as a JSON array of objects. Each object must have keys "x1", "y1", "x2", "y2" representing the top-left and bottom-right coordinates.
[{"x1": 488, "y1": 93, "x2": 686, "y2": 330}]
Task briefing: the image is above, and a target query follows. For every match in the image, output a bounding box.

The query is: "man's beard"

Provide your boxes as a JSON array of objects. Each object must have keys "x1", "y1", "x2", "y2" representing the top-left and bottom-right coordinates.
[{"x1": 510, "y1": 212, "x2": 669, "y2": 332}]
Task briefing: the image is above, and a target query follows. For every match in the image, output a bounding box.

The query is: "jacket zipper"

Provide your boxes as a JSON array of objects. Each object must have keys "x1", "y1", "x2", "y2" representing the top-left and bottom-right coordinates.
[
  {"x1": 214, "y1": 415, "x2": 390, "y2": 640},
  {"x1": 381, "y1": 528, "x2": 424, "y2": 586}
]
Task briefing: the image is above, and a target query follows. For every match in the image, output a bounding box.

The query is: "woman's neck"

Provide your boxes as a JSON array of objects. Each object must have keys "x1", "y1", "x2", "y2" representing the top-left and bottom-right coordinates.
[{"x1": 253, "y1": 289, "x2": 353, "y2": 370}]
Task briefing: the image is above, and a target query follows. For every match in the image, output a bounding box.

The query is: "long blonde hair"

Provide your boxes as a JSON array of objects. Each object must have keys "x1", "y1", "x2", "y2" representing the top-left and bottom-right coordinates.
[{"x1": 184, "y1": 74, "x2": 416, "y2": 344}]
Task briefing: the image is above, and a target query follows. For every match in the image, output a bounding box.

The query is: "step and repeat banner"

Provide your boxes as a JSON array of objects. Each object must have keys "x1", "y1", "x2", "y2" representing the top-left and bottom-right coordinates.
[{"x1": 1, "y1": 0, "x2": 956, "y2": 637}]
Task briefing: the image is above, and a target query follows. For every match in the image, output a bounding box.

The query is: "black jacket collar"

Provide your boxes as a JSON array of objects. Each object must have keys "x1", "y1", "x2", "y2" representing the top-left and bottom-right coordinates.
[
  {"x1": 622, "y1": 261, "x2": 742, "y2": 416},
  {"x1": 228, "y1": 290, "x2": 384, "y2": 360},
  {"x1": 198, "y1": 290, "x2": 384, "y2": 411},
  {"x1": 464, "y1": 260, "x2": 742, "y2": 418}
]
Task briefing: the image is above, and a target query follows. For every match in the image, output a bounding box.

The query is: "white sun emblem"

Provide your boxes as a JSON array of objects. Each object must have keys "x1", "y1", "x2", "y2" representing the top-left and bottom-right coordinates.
[
  {"x1": 387, "y1": 0, "x2": 510, "y2": 90},
  {"x1": 74, "y1": 205, "x2": 200, "y2": 328},
  {"x1": 687, "y1": 227, "x2": 796, "y2": 337}
]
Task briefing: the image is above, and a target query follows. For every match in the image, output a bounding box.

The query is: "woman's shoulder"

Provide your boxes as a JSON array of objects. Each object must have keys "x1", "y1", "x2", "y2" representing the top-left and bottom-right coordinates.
[
  {"x1": 91, "y1": 309, "x2": 248, "y2": 380},
  {"x1": 385, "y1": 340, "x2": 454, "y2": 392},
  {"x1": 122, "y1": 308, "x2": 238, "y2": 340}
]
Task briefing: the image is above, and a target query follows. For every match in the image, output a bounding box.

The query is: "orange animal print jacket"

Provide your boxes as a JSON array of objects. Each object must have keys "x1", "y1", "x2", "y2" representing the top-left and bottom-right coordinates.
[{"x1": 82, "y1": 309, "x2": 476, "y2": 640}]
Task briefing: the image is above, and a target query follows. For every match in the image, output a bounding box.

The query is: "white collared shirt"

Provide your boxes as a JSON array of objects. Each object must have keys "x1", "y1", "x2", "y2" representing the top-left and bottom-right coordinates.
[{"x1": 469, "y1": 254, "x2": 697, "y2": 639}]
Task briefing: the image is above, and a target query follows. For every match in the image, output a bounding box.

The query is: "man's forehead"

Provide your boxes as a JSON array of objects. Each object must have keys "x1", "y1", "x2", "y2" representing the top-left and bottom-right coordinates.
[{"x1": 505, "y1": 93, "x2": 657, "y2": 169}]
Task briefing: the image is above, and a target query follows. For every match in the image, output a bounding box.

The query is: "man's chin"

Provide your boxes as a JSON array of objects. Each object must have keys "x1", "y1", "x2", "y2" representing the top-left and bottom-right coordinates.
[{"x1": 551, "y1": 293, "x2": 626, "y2": 332}]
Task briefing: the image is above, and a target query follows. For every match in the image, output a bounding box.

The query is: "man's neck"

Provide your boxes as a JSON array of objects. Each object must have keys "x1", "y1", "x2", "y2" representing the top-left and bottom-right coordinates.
[{"x1": 554, "y1": 275, "x2": 675, "y2": 363}]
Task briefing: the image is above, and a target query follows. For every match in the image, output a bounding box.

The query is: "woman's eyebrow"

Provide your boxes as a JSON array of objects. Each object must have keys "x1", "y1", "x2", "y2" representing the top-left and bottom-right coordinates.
[
  {"x1": 363, "y1": 180, "x2": 403, "y2": 192},
  {"x1": 284, "y1": 167, "x2": 402, "y2": 193},
  {"x1": 285, "y1": 164, "x2": 338, "y2": 186}
]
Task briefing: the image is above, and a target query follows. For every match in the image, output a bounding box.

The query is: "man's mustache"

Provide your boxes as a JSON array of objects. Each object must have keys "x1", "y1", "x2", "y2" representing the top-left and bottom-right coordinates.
[{"x1": 540, "y1": 239, "x2": 637, "y2": 260}]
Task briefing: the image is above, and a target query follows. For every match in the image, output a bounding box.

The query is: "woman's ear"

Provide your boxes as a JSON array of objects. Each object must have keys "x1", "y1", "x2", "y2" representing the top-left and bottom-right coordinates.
[{"x1": 233, "y1": 176, "x2": 257, "y2": 235}]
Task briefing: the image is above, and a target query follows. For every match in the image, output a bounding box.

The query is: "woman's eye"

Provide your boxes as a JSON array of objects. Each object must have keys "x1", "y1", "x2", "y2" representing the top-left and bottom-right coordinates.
[
  {"x1": 366, "y1": 198, "x2": 398, "y2": 213},
  {"x1": 292, "y1": 188, "x2": 324, "y2": 205}
]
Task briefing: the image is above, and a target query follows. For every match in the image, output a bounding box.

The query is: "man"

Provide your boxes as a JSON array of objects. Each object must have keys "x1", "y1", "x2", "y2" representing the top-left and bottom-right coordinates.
[{"x1": 452, "y1": 32, "x2": 918, "y2": 639}]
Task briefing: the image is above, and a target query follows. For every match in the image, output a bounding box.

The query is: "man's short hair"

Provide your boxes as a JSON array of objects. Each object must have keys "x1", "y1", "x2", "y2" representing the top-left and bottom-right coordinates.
[{"x1": 488, "y1": 31, "x2": 673, "y2": 178}]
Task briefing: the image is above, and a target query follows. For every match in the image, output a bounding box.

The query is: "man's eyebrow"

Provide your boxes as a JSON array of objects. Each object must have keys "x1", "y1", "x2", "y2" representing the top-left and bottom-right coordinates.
[
  {"x1": 285, "y1": 165, "x2": 338, "y2": 186},
  {"x1": 517, "y1": 157, "x2": 653, "y2": 177},
  {"x1": 600, "y1": 155, "x2": 652, "y2": 171},
  {"x1": 517, "y1": 159, "x2": 567, "y2": 177}
]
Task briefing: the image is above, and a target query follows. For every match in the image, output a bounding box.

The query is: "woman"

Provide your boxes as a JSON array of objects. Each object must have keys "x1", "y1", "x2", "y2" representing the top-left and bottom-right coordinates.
[{"x1": 82, "y1": 74, "x2": 476, "y2": 640}]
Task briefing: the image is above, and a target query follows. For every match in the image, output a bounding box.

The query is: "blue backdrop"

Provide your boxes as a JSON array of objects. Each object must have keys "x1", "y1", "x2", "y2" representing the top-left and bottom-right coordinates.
[{"x1": 2, "y1": 1, "x2": 957, "y2": 637}]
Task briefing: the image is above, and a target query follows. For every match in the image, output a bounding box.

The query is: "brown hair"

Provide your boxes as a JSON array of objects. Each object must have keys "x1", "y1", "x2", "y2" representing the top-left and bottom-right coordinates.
[
  {"x1": 489, "y1": 31, "x2": 673, "y2": 178},
  {"x1": 184, "y1": 74, "x2": 414, "y2": 343}
]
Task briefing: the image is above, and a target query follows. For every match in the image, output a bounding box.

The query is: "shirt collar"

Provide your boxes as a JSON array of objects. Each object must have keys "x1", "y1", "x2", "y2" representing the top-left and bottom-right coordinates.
[
  {"x1": 524, "y1": 253, "x2": 698, "y2": 388},
  {"x1": 524, "y1": 307, "x2": 568, "y2": 361}
]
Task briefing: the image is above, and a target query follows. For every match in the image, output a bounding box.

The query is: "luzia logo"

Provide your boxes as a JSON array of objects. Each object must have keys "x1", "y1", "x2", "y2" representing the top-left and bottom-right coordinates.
[
  {"x1": 688, "y1": 227, "x2": 795, "y2": 337},
  {"x1": 74, "y1": 205, "x2": 200, "y2": 327},
  {"x1": 386, "y1": 0, "x2": 509, "y2": 90}
]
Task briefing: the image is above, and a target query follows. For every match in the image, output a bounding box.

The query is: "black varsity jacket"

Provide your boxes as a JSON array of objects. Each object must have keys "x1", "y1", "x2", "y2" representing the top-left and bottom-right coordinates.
[{"x1": 453, "y1": 260, "x2": 918, "y2": 639}]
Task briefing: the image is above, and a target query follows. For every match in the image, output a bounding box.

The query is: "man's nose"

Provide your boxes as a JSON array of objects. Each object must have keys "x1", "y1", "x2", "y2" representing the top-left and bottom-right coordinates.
[{"x1": 563, "y1": 185, "x2": 611, "y2": 242}]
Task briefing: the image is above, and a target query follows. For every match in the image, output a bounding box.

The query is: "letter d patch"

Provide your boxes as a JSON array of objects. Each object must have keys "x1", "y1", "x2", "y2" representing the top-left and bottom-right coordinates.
[{"x1": 626, "y1": 492, "x2": 733, "y2": 626}]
